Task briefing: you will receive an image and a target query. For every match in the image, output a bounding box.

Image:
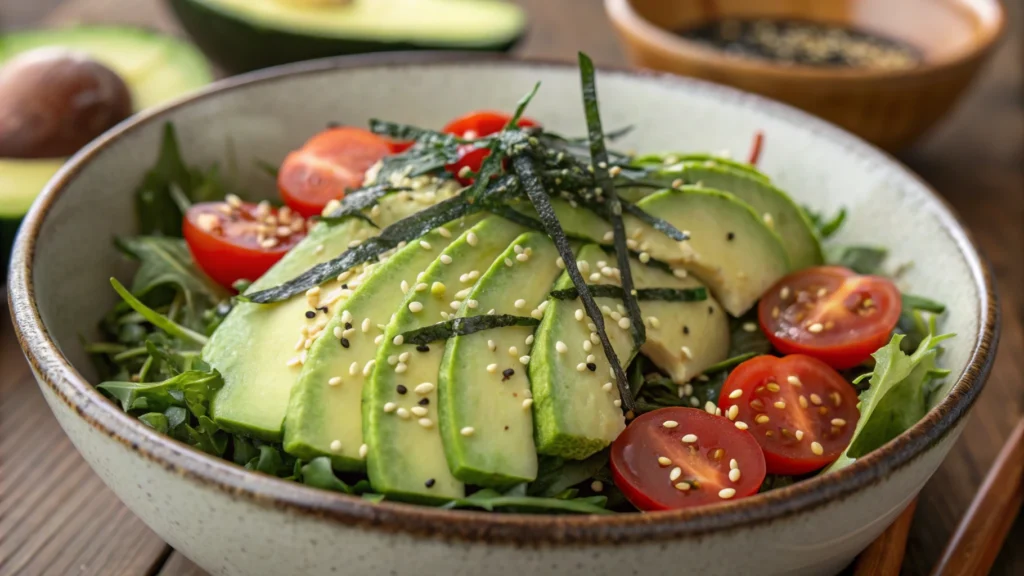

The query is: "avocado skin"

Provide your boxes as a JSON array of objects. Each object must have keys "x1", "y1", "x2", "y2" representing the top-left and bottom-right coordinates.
[{"x1": 168, "y1": 0, "x2": 523, "y2": 74}]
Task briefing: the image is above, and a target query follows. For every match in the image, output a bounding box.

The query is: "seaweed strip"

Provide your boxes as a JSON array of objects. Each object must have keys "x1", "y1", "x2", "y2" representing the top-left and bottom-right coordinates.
[
  {"x1": 320, "y1": 184, "x2": 412, "y2": 226},
  {"x1": 400, "y1": 314, "x2": 540, "y2": 345},
  {"x1": 549, "y1": 285, "x2": 707, "y2": 302}
]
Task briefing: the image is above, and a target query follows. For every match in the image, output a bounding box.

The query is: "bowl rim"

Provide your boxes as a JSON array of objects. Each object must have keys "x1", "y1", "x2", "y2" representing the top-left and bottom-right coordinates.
[
  {"x1": 8, "y1": 51, "x2": 1000, "y2": 546},
  {"x1": 604, "y1": 0, "x2": 1007, "y2": 81}
]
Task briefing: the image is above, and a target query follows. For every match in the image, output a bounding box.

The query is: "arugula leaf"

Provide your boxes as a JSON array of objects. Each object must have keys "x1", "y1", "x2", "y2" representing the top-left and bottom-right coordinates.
[
  {"x1": 804, "y1": 206, "x2": 847, "y2": 239},
  {"x1": 826, "y1": 330, "x2": 954, "y2": 472},
  {"x1": 300, "y1": 457, "x2": 372, "y2": 494},
  {"x1": 110, "y1": 278, "x2": 209, "y2": 346},
  {"x1": 729, "y1": 312, "x2": 773, "y2": 356},
  {"x1": 97, "y1": 369, "x2": 223, "y2": 415},
  {"x1": 528, "y1": 451, "x2": 610, "y2": 497},
  {"x1": 441, "y1": 488, "x2": 611, "y2": 515},
  {"x1": 826, "y1": 245, "x2": 888, "y2": 275},
  {"x1": 702, "y1": 352, "x2": 759, "y2": 375},
  {"x1": 139, "y1": 412, "x2": 169, "y2": 433}
]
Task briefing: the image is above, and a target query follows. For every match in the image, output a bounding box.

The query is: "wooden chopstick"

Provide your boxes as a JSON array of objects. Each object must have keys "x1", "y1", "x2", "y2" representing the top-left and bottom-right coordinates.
[
  {"x1": 852, "y1": 498, "x2": 918, "y2": 575},
  {"x1": 930, "y1": 418, "x2": 1024, "y2": 575}
]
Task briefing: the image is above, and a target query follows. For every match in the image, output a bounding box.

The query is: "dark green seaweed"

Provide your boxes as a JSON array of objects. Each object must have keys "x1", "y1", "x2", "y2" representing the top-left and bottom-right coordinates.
[
  {"x1": 399, "y1": 314, "x2": 541, "y2": 345},
  {"x1": 549, "y1": 285, "x2": 707, "y2": 302}
]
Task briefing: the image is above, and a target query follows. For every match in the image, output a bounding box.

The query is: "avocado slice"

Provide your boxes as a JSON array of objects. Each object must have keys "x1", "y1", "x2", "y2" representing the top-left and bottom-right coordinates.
[
  {"x1": 651, "y1": 163, "x2": 823, "y2": 270},
  {"x1": 364, "y1": 216, "x2": 527, "y2": 502},
  {"x1": 437, "y1": 231, "x2": 567, "y2": 487},
  {"x1": 168, "y1": 0, "x2": 525, "y2": 73},
  {"x1": 0, "y1": 27, "x2": 211, "y2": 277},
  {"x1": 208, "y1": 185, "x2": 457, "y2": 441},
  {"x1": 283, "y1": 220, "x2": 467, "y2": 470},
  {"x1": 529, "y1": 244, "x2": 636, "y2": 460},
  {"x1": 628, "y1": 256, "x2": 730, "y2": 384},
  {"x1": 631, "y1": 187, "x2": 790, "y2": 317}
]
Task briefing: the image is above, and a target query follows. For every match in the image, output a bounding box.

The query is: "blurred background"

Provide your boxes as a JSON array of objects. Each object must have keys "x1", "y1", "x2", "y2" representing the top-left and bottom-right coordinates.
[{"x1": 0, "y1": 1, "x2": 1020, "y2": 574}]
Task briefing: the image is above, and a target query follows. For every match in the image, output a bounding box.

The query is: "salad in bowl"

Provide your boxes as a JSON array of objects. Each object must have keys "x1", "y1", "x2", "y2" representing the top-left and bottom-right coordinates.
[{"x1": 85, "y1": 54, "x2": 952, "y2": 515}]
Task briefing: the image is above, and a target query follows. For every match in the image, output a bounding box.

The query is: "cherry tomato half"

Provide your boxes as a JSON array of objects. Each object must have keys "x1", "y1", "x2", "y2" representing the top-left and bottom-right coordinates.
[
  {"x1": 277, "y1": 126, "x2": 393, "y2": 218},
  {"x1": 442, "y1": 111, "x2": 538, "y2": 185},
  {"x1": 758, "y1": 266, "x2": 901, "y2": 369},
  {"x1": 718, "y1": 355, "x2": 860, "y2": 475},
  {"x1": 183, "y1": 201, "x2": 307, "y2": 289},
  {"x1": 610, "y1": 407, "x2": 766, "y2": 511}
]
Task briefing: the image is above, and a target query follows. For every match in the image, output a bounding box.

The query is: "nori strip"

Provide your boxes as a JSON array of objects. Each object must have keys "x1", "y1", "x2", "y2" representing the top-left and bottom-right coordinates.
[
  {"x1": 511, "y1": 153, "x2": 635, "y2": 412},
  {"x1": 701, "y1": 352, "x2": 759, "y2": 375},
  {"x1": 399, "y1": 314, "x2": 541, "y2": 345},
  {"x1": 243, "y1": 193, "x2": 481, "y2": 303},
  {"x1": 579, "y1": 52, "x2": 646, "y2": 352},
  {"x1": 320, "y1": 184, "x2": 412, "y2": 226},
  {"x1": 549, "y1": 285, "x2": 707, "y2": 302}
]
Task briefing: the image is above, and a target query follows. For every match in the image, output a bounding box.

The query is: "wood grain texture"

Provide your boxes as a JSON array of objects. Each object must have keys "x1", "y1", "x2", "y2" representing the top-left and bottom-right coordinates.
[
  {"x1": 853, "y1": 499, "x2": 918, "y2": 575},
  {"x1": 0, "y1": 0, "x2": 1020, "y2": 575}
]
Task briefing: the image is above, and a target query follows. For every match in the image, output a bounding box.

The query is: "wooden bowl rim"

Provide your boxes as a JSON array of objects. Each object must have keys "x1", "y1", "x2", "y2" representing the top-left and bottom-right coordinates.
[{"x1": 605, "y1": 0, "x2": 1007, "y2": 80}]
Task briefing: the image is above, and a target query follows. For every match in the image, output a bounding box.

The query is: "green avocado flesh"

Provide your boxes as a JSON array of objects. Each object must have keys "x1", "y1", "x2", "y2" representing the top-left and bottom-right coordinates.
[
  {"x1": 208, "y1": 186, "x2": 457, "y2": 441},
  {"x1": 0, "y1": 27, "x2": 212, "y2": 271},
  {"x1": 283, "y1": 221, "x2": 465, "y2": 470},
  {"x1": 437, "y1": 231, "x2": 566, "y2": 487},
  {"x1": 364, "y1": 217, "x2": 528, "y2": 502},
  {"x1": 169, "y1": 0, "x2": 525, "y2": 73},
  {"x1": 529, "y1": 244, "x2": 636, "y2": 460}
]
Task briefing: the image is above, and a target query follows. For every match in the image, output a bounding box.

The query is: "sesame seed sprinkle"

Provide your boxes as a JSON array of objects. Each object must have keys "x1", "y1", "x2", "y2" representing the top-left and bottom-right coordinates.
[
  {"x1": 663, "y1": 420, "x2": 679, "y2": 429},
  {"x1": 719, "y1": 488, "x2": 736, "y2": 499},
  {"x1": 522, "y1": 398, "x2": 534, "y2": 409},
  {"x1": 796, "y1": 430, "x2": 805, "y2": 440},
  {"x1": 408, "y1": 302, "x2": 424, "y2": 313},
  {"x1": 411, "y1": 406, "x2": 428, "y2": 417},
  {"x1": 729, "y1": 468, "x2": 741, "y2": 483},
  {"x1": 418, "y1": 418, "x2": 434, "y2": 429},
  {"x1": 774, "y1": 401, "x2": 787, "y2": 409},
  {"x1": 669, "y1": 466, "x2": 682, "y2": 481},
  {"x1": 727, "y1": 405, "x2": 739, "y2": 420},
  {"x1": 808, "y1": 322, "x2": 824, "y2": 333},
  {"x1": 328, "y1": 377, "x2": 342, "y2": 387},
  {"x1": 394, "y1": 363, "x2": 407, "y2": 374},
  {"x1": 735, "y1": 421, "x2": 749, "y2": 430},
  {"x1": 728, "y1": 389, "x2": 743, "y2": 399},
  {"x1": 383, "y1": 402, "x2": 397, "y2": 413},
  {"x1": 811, "y1": 441, "x2": 824, "y2": 455},
  {"x1": 682, "y1": 434, "x2": 698, "y2": 444},
  {"x1": 396, "y1": 407, "x2": 410, "y2": 419},
  {"x1": 330, "y1": 440, "x2": 343, "y2": 452},
  {"x1": 349, "y1": 362, "x2": 359, "y2": 375},
  {"x1": 440, "y1": 254, "x2": 453, "y2": 264},
  {"x1": 675, "y1": 482, "x2": 691, "y2": 491},
  {"x1": 705, "y1": 401, "x2": 717, "y2": 415},
  {"x1": 576, "y1": 363, "x2": 587, "y2": 372},
  {"x1": 810, "y1": 393, "x2": 823, "y2": 405}
]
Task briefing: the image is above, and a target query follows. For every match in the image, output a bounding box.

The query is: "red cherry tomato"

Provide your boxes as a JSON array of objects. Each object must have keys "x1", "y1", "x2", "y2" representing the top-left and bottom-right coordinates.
[
  {"x1": 183, "y1": 201, "x2": 307, "y2": 289},
  {"x1": 277, "y1": 126, "x2": 393, "y2": 218},
  {"x1": 442, "y1": 111, "x2": 538, "y2": 185},
  {"x1": 758, "y1": 266, "x2": 901, "y2": 369},
  {"x1": 610, "y1": 407, "x2": 766, "y2": 511},
  {"x1": 718, "y1": 355, "x2": 860, "y2": 475}
]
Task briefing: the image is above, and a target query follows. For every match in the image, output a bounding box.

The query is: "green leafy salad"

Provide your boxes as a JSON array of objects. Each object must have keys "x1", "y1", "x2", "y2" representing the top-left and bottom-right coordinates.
[{"x1": 87, "y1": 54, "x2": 952, "y2": 514}]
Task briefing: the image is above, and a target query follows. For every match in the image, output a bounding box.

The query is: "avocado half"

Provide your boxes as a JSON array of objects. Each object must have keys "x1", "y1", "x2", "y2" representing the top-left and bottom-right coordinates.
[
  {"x1": 167, "y1": 0, "x2": 527, "y2": 74},
  {"x1": 0, "y1": 27, "x2": 212, "y2": 279}
]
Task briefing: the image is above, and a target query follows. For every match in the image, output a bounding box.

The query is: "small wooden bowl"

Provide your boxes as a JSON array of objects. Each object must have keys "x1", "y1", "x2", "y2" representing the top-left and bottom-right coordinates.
[{"x1": 605, "y1": 0, "x2": 1005, "y2": 150}]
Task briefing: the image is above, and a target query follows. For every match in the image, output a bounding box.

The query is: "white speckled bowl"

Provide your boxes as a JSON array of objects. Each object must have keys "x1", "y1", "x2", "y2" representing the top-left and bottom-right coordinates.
[{"x1": 9, "y1": 54, "x2": 999, "y2": 576}]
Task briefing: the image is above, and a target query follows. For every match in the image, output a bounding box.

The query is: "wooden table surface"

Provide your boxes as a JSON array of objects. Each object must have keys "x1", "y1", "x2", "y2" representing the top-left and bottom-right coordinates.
[{"x1": 1, "y1": 1, "x2": 1021, "y2": 574}]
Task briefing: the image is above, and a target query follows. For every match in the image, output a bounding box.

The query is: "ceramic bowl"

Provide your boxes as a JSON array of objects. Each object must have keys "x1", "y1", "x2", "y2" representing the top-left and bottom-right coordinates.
[
  {"x1": 605, "y1": 0, "x2": 1006, "y2": 150},
  {"x1": 8, "y1": 54, "x2": 999, "y2": 576}
]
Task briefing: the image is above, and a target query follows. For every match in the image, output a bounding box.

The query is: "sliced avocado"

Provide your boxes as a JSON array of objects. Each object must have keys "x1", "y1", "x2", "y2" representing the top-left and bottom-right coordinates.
[
  {"x1": 364, "y1": 217, "x2": 527, "y2": 502},
  {"x1": 530, "y1": 244, "x2": 635, "y2": 460},
  {"x1": 0, "y1": 26, "x2": 211, "y2": 276},
  {"x1": 208, "y1": 185, "x2": 457, "y2": 441},
  {"x1": 632, "y1": 187, "x2": 790, "y2": 316},
  {"x1": 631, "y1": 152, "x2": 770, "y2": 183},
  {"x1": 283, "y1": 220, "x2": 464, "y2": 470},
  {"x1": 653, "y1": 163, "x2": 823, "y2": 270},
  {"x1": 437, "y1": 231, "x2": 566, "y2": 487},
  {"x1": 628, "y1": 255, "x2": 730, "y2": 384},
  {"x1": 169, "y1": 0, "x2": 525, "y2": 73}
]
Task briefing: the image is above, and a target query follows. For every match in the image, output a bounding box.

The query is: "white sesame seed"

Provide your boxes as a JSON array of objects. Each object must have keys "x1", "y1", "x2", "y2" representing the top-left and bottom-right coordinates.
[
  {"x1": 415, "y1": 382, "x2": 435, "y2": 395},
  {"x1": 728, "y1": 389, "x2": 743, "y2": 400},
  {"x1": 727, "y1": 405, "x2": 739, "y2": 420},
  {"x1": 374, "y1": 335, "x2": 384, "y2": 345},
  {"x1": 669, "y1": 466, "x2": 682, "y2": 481},
  {"x1": 225, "y1": 193, "x2": 242, "y2": 208},
  {"x1": 799, "y1": 395, "x2": 809, "y2": 408},
  {"x1": 342, "y1": 328, "x2": 355, "y2": 338},
  {"x1": 618, "y1": 317, "x2": 631, "y2": 329},
  {"x1": 333, "y1": 326, "x2": 343, "y2": 339},
  {"x1": 399, "y1": 352, "x2": 410, "y2": 362},
  {"x1": 705, "y1": 401, "x2": 717, "y2": 415},
  {"x1": 811, "y1": 441, "x2": 824, "y2": 455},
  {"x1": 488, "y1": 340, "x2": 496, "y2": 351},
  {"x1": 755, "y1": 414, "x2": 770, "y2": 424},
  {"x1": 522, "y1": 398, "x2": 534, "y2": 409},
  {"x1": 520, "y1": 355, "x2": 531, "y2": 365},
  {"x1": 408, "y1": 302, "x2": 424, "y2": 313},
  {"x1": 681, "y1": 346, "x2": 693, "y2": 359},
  {"x1": 330, "y1": 440, "x2": 343, "y2": 452},
  {"x1": 465, "y1": 231, "x2": 479, "y2": 246},
  {"x1": 393, "y1": 335, "x2": 405, "y2": 345},
  {"x1": 508, "y1": 346, "x2": 518, "y2": 357},
  {"x1": 735, "y1": 421, "x2": 749, "y2": 430},
  {"x1": 556, "y1": 257, "x2": 565, "y2": 269},
  {"x1": 810, "y1": 393, "x2": 823, "y2": 405},
  {"x1": 416, "y1": 418, "x2": 433, "y2": 429},
  {"x1": 460, "y1": 427, "x2": 475, "y2": 437},
  {"x1": 639, "y1": 252, "x2": 651, "y2": 264},
  {"x1": 419, "y1": 240, "x2": 432, "y2": 250},
  {"x1": 449, "y1": 301, "x2": 462, "y2": 310},
  {"x1": 743, "y1": 322, "x2": 757, "y2": 332},
  {"x1": 728, "y1": 468, "x2": 741, "y2": 483},
  {"x1": 513, "y1": 244, "x2": 524, "y2": 254},
  {"x1": 603, "y1": 231, "x2": 614, "y2": 242},
  {"x1": 414, "y1": 282, "x2": 428, "y2": 292},
  {"x1": 286, "y1": 356, "x2": 302, "y2": 367},
  {"x1": 504, "y1": 258, "x2": 513, "y2": 267},
  {"x1": 603, "y1": 382, "x2": 614, "y2": 392},
  {"x1": 690, "y1": 397, "x2": 701, "y2": 407},
  {"x1": 787, "y1": 375, "x2": 803, "y2": 387},
  {"x1": 575, "y1": 309, "x2": 585, "y2": 321},
  {"x1": 514, "y1": 299, "x2": 527, "y2": 309},
  {"x1": 555, "y1": 341, "x2": 568, "y2": 354},
  {"x1": 486, "y1": 363, "x2": 498, "y2": 373},
  {"x1": 411, "y1": 406, "x2": 428, "y2": 417},
  {"x1": 648, "y1": 316, "x2": 661, "y2": 329},
  {"x1": 719, "y1": 488, "x2": 736, "y2": 499},
  {"x1": 516, "y1": 253, "x2": 529, "y2": 262},
  {"x1": 394, "y1": 363, "x2": 407, "y2": 374},
  {"x1": 349, "y1": 361, "x2": 359, "y2": 375},
  {"x1": 576, "y1": 363, "x2": 588, "y2": 372},
  {"x1": 808, "y1": 322, "x2": 824, "y2": 333},
  {"x1": 663, "y1": 420, "x2": 679, "y2": 429},
  {"x1": 466, "y1": 299, "x2": 479, "y2": 309},
  {"x1": 780, "y1": 286, "x2": 791, "y2": 299},
  {"x1": 328, "y1": 377, "x2": 342, "y2": 387},
  {"x1": 440, "y1": 254, "x2": 453, "y2": 264},
  {"x1": 396, "y1": 407, "x2": 410, "y2": 419},
  {"x1": 438, "y1": 227, "x2": 452, "y2": 238},
  {"x1": 774, "y1": 401, "x2": 787, "y2": 409},
  {"x1": 383, "y1": 402, "x2": 397, "y2": 413},
  {"x1": 673, "y1": 482, "x2": 691, "y2": 492},
  {"x1": 796, "y1": 430, "x2": 805, "y2": 440},
  {"x1": 586, "y1": 354, "x2": 596, "y2": 363},
  {"x1": 832, "y1": 418, "x2": 847, "y2": 427},
  {"x1": 364, "y1": 360, "x2": 377, "y2": 375},
  {"x1": 582, "y1": 340, "x2": 593, "y2": 353},
  {"x1": 613, "y1": 399, "x2": 622, "y2": 407},
  {"x1": 681, "y1": 434, "x2": 698, "y2": 443},
  {"x1": 657, "y1": 456, "x2": 672, "y2": 467}
]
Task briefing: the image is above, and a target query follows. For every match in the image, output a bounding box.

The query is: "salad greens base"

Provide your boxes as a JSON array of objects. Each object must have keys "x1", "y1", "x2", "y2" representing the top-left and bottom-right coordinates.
[{"x1": 87, "y1": 56, "x2": 951, "y2": 514}]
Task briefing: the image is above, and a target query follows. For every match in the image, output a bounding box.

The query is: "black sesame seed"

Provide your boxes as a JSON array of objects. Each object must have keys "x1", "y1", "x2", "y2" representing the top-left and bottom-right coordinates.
[
  {"x1": 319, "y1": 306, "x2": 329, "y2": 314},
  {"x1": 345, "y1": 322, "x2": 353, "y2": 330},
  {"x1": 341, "y1": 283, "x2": 349, "y2": 289},
  {"x1": 396, "y1": 384, "x2": 407, "y2": 395},
  {"x1": 586, "y1": 362, "x2": 597, "y2": 372},
  {"x1": 504, "y1": 425, "x2": 509, "y2": 430},
  {"x1": 683, "y1": 325, "x2": 690, "y2": 335},
  {"x1": 502, "y1": 368, "x2": 515, "y2": 381},
  {"x1": 418, "y1": 398, "x2": 429, "y2": 406},
  {"x1": 305, "y1": 310, "x2": 316, "y2": 319},
  {"x1": 727, "y1": 232, "x2": 735, "y2": 241},
  {"x1": 424, "y1": 478, "x2": 436, "y2": 488},
  {"x1": 416, "y1": 344, "x2": 430, "y2": 352},
  {"x1": 340, "y1": 338, "x2": 350, "y2": 348},
  {"x1": 708, "y1": 306, "x2": 714, "y2": 314}
]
